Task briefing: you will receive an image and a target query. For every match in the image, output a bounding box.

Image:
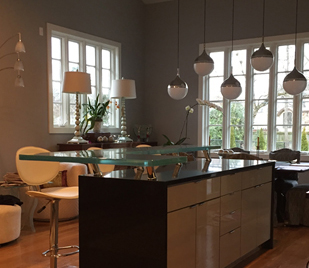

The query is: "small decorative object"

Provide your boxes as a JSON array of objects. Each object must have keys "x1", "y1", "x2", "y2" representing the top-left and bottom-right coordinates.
[
  {"x1": 81, "y1": 94, "x2": 110, "y2": 134},
  {"x1": 133, "y1": 125, "x2": 152, "y2": 142},
  {"x1": 102, "y1": 136, "x2": 108, "y2": 142},
  {"x1": 108, "y1": 135, "x2": 114, "y2": 142},
  {"x1": 97, "y1": 136, "x2": 104, "y2": 142}
]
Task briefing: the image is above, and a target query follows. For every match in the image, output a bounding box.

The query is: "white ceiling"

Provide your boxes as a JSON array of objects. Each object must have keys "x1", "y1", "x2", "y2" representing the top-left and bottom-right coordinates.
[{"x1": 142, "y1": 0, "x2": 171, "y2": 4}]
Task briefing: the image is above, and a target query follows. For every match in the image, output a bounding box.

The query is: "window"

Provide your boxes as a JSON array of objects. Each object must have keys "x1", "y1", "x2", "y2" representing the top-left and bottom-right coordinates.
[
  {"x1": 47, "y1": 24, "x2": 120, "y2": 133},
  {"x1": 199, "y1": 33, "x2": 309, "y2": 155}
]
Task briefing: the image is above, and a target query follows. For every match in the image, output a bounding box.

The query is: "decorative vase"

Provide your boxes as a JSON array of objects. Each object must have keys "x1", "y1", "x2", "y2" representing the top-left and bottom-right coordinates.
[{"x1": 93, "y1": 119, "x2": 102, "y2": 133}]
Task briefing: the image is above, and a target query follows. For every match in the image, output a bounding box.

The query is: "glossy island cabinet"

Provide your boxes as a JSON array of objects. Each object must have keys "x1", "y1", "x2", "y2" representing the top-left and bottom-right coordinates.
[{"x1": 78, "y1": 158, "x2": 275, "y2": 268}]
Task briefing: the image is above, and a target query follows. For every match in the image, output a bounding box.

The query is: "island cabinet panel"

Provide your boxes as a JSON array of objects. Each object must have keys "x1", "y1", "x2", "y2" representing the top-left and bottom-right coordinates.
[{"x1": 79, "y1": 161, "x2": 274, "y2": 268}]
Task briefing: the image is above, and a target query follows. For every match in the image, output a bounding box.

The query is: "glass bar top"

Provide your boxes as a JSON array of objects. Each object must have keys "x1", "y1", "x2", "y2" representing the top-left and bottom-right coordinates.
[
  {"x1": 19, "y1": 150, "x2": 188, "y2": 167},
  {"x1": 104, "y1": 145, "x2": 221, "y2": 155}
]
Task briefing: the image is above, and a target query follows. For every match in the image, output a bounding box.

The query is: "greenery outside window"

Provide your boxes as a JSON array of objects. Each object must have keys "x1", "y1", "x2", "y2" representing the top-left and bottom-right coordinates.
[{"x1": 199, "y1": 32, "x2": 309, "y2": 155}]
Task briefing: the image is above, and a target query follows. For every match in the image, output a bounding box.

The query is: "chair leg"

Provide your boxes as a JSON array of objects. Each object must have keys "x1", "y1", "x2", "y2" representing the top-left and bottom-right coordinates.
[
  {"x1": 42, "y1": 199, "x2": 79, "y2": 268},
  {"x1": 50, "y1": 199, "x2": 59, "y2": 268}
]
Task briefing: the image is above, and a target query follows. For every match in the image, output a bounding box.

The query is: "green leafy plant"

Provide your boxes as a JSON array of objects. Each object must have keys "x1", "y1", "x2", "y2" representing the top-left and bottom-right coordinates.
[{"x1": 81, "y1": 94, "x2": 110, "y2": 134}]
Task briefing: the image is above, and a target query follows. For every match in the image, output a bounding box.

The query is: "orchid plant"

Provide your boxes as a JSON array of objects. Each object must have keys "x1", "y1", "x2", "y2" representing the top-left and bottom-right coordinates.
[{"x1": 163, "y1": 98, "x2": 223, "y2": 145}]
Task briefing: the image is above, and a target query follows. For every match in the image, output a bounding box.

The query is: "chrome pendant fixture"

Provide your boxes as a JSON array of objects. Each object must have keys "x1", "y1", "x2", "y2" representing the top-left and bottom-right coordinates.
[
  {"x1": 193, "y1": 0, "x2": 214, "y2": 76},
  {"x1": 283, "y1": 0, "x2": 307, "y2": 95},
  {"x1": 251, "y1": 0, "x2": 273, "y2": 71},
  {"x1": 167, "y1": 0, "x2": 188, "y2": 100},
  {"x1": 221, "y1": 0, "x2": 242, "y2": 100}
]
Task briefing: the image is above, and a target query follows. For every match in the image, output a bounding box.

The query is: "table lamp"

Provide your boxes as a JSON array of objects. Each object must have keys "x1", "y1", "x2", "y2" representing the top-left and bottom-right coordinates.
[
  {"x1": 62, "y1": 71, "x2": 91, "y2": 144},
  {"x1": 110, "y1": 78, "x2": 136, "y2": 142}
]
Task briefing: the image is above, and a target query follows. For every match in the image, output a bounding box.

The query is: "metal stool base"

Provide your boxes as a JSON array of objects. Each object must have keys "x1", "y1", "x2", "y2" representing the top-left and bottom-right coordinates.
[{"x1": 42, "y1": 245, "x2": 79, "y2": 258}]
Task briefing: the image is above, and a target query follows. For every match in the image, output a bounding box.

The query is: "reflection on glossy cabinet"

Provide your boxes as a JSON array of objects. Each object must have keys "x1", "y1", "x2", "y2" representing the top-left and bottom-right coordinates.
[
  {"x1": 168, "y1": 206, "x2": 196, "y2": 268},
  {"x1": 196, "y1": 198, "x2": 220, "y2": 268},
  {"x1": 241, "y1": 182, "x2": 272, "y2": 256}
]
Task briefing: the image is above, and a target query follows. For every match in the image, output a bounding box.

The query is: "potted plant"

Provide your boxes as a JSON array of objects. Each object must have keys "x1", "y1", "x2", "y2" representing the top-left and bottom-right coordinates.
[{"x1": 81, "y1": 94, "x2": 110, "y2": 134}]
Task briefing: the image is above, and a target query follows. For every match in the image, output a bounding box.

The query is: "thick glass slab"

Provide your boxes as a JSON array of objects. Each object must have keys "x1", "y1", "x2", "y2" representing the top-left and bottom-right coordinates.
[{"x1": 19, "y1": 150, "x2": 187, "y2": 167}]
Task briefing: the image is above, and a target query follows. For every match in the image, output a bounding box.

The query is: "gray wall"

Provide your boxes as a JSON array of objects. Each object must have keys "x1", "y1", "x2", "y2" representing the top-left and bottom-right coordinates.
[
  {"x1": 1, "y1": 0, "x2": 309, "y2": 176},
  {"x1": 0, "y1": 0, "x2": 145, "y2": 176}
]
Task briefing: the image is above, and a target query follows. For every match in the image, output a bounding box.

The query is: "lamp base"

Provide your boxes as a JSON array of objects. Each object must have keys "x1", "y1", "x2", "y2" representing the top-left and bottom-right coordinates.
[
  {"x1": 117, "y1": 136, "x2": 133, "y2": 143},
  {"x1": 67, "y1": 136, "x2": 89, "y2": 144}
]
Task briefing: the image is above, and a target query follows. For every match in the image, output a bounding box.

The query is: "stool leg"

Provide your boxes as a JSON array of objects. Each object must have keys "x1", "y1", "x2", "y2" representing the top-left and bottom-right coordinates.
[{"x1": 50, "y1": 199, "x2": 59, "y2": 268}]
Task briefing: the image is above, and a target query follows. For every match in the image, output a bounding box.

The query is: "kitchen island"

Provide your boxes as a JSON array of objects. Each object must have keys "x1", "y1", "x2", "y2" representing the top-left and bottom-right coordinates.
[{"x1": 79, "y1": 158, "x2": 274, "y2": 268}]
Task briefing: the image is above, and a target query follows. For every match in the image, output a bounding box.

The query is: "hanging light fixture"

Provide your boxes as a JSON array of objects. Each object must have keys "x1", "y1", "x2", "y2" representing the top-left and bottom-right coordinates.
[
  {"x1": 167, "y1": 0, "x2": 188, "y2": 100},
  {"x1": 251, "y1": 0, "x2": 273, "y2": 71},
  {"x1": 283, "y1": 0, "x2": 307, "y2": 95},
  {"x1": 221, "y1": 0, "x2": 242, "y2": 100},
  {"x1": 193, "y1": 0, "x2": 214, "y2": 76}
]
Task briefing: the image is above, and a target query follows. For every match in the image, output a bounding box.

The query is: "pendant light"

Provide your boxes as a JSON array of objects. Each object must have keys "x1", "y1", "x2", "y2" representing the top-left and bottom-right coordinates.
[
  {"x1": 283, "y1": 0, "x2": 307, "y2": 95},
  {"x1": 251, "y1": 0, "x2": 273, "y2": 71},
  {"x1": 193, "y1": 0, "x2": 214, "y2": 76},
  {"x1": 221, "y1": 0, "x2": 242, "y2": 100},
  {"x1": 167, "y1": 0, "x2": 188, "y2": 100}
]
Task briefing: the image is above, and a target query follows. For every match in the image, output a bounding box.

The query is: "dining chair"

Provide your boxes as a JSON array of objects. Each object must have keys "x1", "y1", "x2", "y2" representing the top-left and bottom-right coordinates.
[{"x1": 16, "y1": 146, "x2": 79, "y2": 268}]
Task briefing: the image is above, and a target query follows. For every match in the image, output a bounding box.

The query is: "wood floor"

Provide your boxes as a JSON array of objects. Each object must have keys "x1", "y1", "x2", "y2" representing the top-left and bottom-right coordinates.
[{"x1": 0, "y1": 219, "x2": 309, "y2": 268}]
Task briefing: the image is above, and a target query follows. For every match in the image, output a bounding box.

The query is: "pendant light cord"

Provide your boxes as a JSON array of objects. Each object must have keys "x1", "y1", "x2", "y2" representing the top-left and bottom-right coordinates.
[
  {"x1": 203, "y1": 0, "x2": 206, "y2": 50},
  {"x1": 177, "y1": 0, "x2": 180, "y2": 73},
  {"x1": 262, "y1": 0, "x2": 265, "y2": 43},
  {"x1": 294, "y1": 0, "x2": 299, "y2": 66},
  {"x1": 231, "y1": 0, "x2": 235, "y2": 52}
]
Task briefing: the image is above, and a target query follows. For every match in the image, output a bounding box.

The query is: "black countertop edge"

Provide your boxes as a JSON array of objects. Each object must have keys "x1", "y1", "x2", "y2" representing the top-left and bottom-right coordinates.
[{"x1": 80, "y1": 159, "x2": 275, "y2": 186}]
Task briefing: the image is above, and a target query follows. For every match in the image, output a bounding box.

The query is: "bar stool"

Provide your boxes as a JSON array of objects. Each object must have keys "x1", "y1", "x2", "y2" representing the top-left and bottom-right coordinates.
[{"x1": 16, "y1": 146, "x2": 79, "y2": 268}]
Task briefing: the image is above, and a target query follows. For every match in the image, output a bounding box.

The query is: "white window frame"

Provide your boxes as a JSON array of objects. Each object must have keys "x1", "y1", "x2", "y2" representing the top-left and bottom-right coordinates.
[
  {"x1": 47, "y1": 23, "x2": 121, "y2": 134},
  {"x1": 198, "y1": 32, "x2": 309, "y2": 159}
]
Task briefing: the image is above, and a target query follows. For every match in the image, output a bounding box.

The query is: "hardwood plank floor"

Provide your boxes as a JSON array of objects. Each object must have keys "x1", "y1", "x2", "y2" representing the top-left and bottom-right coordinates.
[{"x1": 0, "y1": 219, "x2": 309, "y2": 268}]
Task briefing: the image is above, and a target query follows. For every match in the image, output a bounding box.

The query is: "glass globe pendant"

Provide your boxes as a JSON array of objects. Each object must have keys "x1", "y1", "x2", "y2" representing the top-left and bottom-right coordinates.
[{"x1": 221, "y1": 73, "x2": 242, "y2": 100}]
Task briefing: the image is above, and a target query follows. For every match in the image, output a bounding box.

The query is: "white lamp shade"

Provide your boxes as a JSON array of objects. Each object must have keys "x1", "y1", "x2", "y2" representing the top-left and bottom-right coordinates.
[
  {"x1": 15, "y1": 75, "x2": 24, "y2": 87},
  {"x1": 251, "y1": 43, "x2": 273, "y2": 71},
  {"x1": 110, "y1": 79, "x2": 136, "y2": 99},
  {"x1": 62, "y1": 71, "x2": 91, "y2": 94},
  {"x1": 167, "y1": 74, "x2": 188, "y2": 100},
  {"x1": 14, "y1": 59, "x2": 24, "y2": 71},
  {"x1": 15, "y1": 41, "x2": 26, "y2": 53},
  {"x1": 283, "y1": 67, "x2": 307, "y2": 95},
  {"x1": 221, "y1": 74, "x2": 242, "y2": 100},
  {"x1": 251, "y1": 57, "x2": 273, "y2": 72},
  {"x1": 194, "y1": 50, "x2": 214, "y2": 76},
  {"x1": 194, "y1": 62, "x2": 214, "y2": 76}
]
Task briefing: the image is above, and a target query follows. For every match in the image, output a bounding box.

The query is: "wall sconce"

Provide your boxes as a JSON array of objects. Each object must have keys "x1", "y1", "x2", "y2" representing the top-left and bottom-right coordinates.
[{"x1": 0, "y1": 33, "x2": 26, "y2": 87}]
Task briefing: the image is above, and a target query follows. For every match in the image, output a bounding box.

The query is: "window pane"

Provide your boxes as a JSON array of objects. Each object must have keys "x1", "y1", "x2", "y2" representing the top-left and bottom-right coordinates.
[
  {"x1": 277, "y1": 45, "x2": 295, "y2": 72},
  {"x1": 230, "y1": 125, "x2": 244, "y2": 148},
  {"x1": 53, "y1": 103, "x2": 61, "y2": 125},
  {"x1": 209, "y1": 51, "x2": 224, "y2": 76},
  {"x1": 302, "y1": 70, "x2": 309, "y2": 97},
  {"x1": 69, "y1": 63, "x2": 79, "y2": 72},
  {"x1": 253, "y1": 102, "x2": 268, "y2": 125},
  {"x1": 209, "y1": 126, "x2": 222, "y2": 147},
  {"x1": 69, "y1": 41, "x2": 79, "y2": 63},
  {"x1": 277, "y1": 99, "x2": 293, "y2": 125},
  {"x1": 232, "y1": 50, "x2": 246, "y2": 75},
  {"x1": 252, "y1": 127, "x2": 268, "y2": 151},
  {"x1": 233, "y1": 75, "x2": 246, "y2": 100},
  {"x1": 86, "y1": 45, "x2": 96, "y2": 66},
  {"x1": 231, "y1": 102, "x2": 245, "y2": 126},
  {"x1": 209, "y1": 77, "x2": 223, "y2": 100},
  {"x1": 102, "y1": 69, "x2": 110, "y2": 88},
  {"x1": 276, "y1": 125, "x2": 292, "y2": 149},
  {"x1": 52, "y1": 82, "x2": 61, "y2": 102},
  {"x1": 102, "y1": 50, "x2": 110, "y2": 69},
  {"x1": 52, "y1": 59, "x2": 61, "y2": 81},
  {"x1": 70, "y1": 104, "x2": 75, "y2": 125},
  {"x1": 253, "y1": 74, "x2": 269, "y2": 99},
  {"x1": 87, "y1": 66, "x2": 96, "y2": 86},
  {"x1": 51, "y1": 37, "x2": 61, "y2": 59},
  {"x1": 277, "y1": 72, "x2": 292, "y2": 98}
]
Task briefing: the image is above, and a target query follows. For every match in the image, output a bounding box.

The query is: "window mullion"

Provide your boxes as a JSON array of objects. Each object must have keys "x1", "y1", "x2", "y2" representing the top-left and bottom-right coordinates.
[{"x1": 245, "y1": 46, "x2": 253, "y2": 150}]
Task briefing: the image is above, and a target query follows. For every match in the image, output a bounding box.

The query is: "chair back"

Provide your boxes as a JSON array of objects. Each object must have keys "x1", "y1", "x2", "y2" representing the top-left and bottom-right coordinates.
[
  {"x1": 269, "y1": 148, "x2": 300, "y2": 163},
  {"x1": 87, "y1": 147, "x2": 115, "y2": 174},
  {"x1": 16, "y1": 146, "x2": 59, "y2": 186}
]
